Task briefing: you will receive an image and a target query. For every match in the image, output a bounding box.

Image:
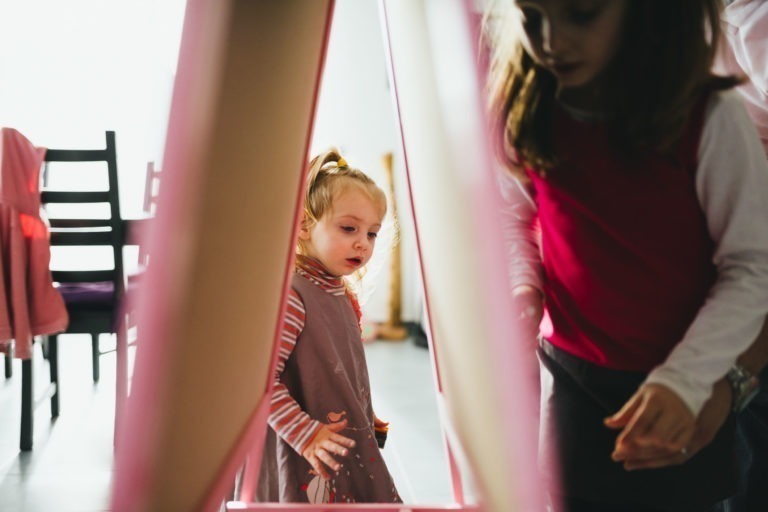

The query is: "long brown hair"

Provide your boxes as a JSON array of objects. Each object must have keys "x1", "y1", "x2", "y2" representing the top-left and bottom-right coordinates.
[{"x1": 485, "y1": 0, "x2": 740, "y2": 176}]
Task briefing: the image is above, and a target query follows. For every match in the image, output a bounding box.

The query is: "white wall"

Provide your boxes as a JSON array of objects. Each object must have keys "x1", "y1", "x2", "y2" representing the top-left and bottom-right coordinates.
[
  {"x1": 0, "y1": 0, "x2": 421, "y2": 323},
  {"x1": 312, "y1": 0, "x2": 421, "y2": 323},
  {"x1": 0, "y1": 0, "x2": 185, "y2": 218}
]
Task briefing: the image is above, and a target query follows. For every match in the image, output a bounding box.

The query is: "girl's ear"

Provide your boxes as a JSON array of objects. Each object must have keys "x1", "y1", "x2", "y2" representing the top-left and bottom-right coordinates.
[{"x1": 298, "y1": 215, "x2": 312, "y2": 241}]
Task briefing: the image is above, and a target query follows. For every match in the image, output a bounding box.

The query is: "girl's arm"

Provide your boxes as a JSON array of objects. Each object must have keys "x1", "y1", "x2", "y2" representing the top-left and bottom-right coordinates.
[
  {"x1": 608, "y1": 90, "x2": 768, "y2": 460},
  {"x1": 268, "y1": 289, "x2": 323, "y2": 453},
  {"x1": 498, "y1": 168, "x2": 546, "y2": 348},
  {"x1": 269, "y1": 289, "x2": 356, "y2": 478},
  {"x1": 606, "y1": 91, "x2": 768, "y2": 468},
  {"x1": 615, "y1": 318, "x2": 768, "y2": 470},
  {"x1": 497, "y1": 167, "x2": 544, "y2": 293},
  {"x1": 643, "y1": 89, "x2": 768, "y2": 417}
]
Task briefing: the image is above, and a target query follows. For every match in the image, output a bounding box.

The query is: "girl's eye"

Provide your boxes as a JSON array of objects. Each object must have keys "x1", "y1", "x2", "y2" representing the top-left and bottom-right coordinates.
[
  {"x1": 341, "y1": 226, "x2": 356, "y2": 233},
  {"x1": 567, "y1": 7, "x2": 600, "y2": 25},
  {"x1": 368, "y1": 232, "x2": 378, "y2": 240}
]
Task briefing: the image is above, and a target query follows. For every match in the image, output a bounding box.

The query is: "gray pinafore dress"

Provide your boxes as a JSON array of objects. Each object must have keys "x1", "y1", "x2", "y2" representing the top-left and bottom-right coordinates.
[{"x1": 261, "y1": 272, "x2": 401, "y2": 503}]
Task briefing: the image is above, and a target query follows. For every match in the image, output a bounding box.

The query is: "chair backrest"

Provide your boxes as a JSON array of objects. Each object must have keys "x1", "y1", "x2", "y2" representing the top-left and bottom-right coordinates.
[
  {"x1": 143, "y1": 161, "x2": 161, "y2": 217},
  {"x1": 138, "y1": 161, "x2": 160, "y2": 266},
  {"x1": 42, "y1": 131, "x2": 125, "y2": 304}
]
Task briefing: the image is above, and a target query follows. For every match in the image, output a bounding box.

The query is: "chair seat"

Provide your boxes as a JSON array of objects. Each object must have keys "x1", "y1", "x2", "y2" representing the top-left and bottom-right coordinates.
[{"x1": 57, "y1": 282, "x2": 115, "y2": 310}]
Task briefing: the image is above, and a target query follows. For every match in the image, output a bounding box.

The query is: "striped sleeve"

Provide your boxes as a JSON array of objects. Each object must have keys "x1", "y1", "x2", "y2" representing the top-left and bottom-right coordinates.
[{"x1": 267, "y1": 288, "x2": 322, "y2": 454}]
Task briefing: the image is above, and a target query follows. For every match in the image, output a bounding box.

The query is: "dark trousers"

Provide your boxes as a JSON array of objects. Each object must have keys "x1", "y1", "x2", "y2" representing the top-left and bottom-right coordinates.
[
  {"x1": 539, "y1": 340, "x2": 736, "y2": 512},
  {"x1": 710, "y1": 367, "x2": 768, "y2": 512}
]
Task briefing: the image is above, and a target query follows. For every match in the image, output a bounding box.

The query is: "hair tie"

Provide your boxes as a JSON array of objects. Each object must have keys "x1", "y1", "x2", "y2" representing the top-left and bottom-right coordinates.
[{"x1": 337, "y1": 157, "x2": 348, "y2": 168}]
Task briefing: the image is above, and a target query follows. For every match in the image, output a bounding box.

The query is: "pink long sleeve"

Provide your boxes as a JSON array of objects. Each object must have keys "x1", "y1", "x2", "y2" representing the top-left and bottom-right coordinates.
[{"x1": 268, "y1": 288, "x2": 322, "y2": 455}]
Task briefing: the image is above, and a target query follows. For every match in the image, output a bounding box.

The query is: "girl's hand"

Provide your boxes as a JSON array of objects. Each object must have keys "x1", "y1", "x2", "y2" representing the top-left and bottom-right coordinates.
[
  {"x1": 373, "y1": 414, "x2": 389, "y2": 429},
  {"x1": 609, "y1": 378, "x2": 732, "y2": 470},
  {"x1": 605, "y1": 383, "x2": 695, "y2": 469},
  {"x1": 373, "y1": 413, "x2": 390, "y2": 449},
  {"x1": 511, "y1": 285, "x2": 543, "y2": 349},
  {"x1": 301, "y1": 419, "x2": 356, "y2": 479}
]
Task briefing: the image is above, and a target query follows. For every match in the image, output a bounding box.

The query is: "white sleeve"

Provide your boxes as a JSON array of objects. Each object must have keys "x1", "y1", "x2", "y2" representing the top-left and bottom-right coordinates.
[
  {"x1": 645, "y1": 90, "x2": 768, "y2": 416},
  {"x1": 723, "y1": 0, "x2": 768, "y2": 94},
  {"x1": 496, "y1": 166, "x2": 543, "y2": 293}
]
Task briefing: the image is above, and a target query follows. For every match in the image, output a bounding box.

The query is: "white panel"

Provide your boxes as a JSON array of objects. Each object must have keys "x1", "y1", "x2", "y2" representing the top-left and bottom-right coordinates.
[{"x1": 382, "y1": 1, "x2": 545, "y2": 510}]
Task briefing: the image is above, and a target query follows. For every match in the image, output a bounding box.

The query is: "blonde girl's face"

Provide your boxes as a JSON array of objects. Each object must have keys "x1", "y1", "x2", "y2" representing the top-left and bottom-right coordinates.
[
  {"x1": 513, "y1": 0, "x2": 628, "y2": 91},
  {"x1": 300, "y1": 187, "x2": 384, "y2": 277}
]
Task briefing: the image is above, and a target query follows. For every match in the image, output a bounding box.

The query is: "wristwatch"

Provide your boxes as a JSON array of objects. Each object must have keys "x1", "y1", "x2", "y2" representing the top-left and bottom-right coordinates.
[{"x1": 726, "y1": 364, "x2": 760, "y2": 413}]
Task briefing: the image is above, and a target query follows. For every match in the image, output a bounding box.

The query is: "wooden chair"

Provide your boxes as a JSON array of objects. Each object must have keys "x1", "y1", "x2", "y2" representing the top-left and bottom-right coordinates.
[
  {"x1": 138, "y1": 161, "x2": 160, "y2": 267},
  {"x1": 124, "y1": 162, "x2": 159, "y2": 391},
  {"x1": 20, "y1": 130, "x2": 126, "y2": 451},
  {"x1": 143, "y1": 161, "x2": 161, "y2": 217}
]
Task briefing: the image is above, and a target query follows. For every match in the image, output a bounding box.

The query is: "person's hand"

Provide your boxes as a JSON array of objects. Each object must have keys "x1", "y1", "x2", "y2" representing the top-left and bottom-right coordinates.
[
  {"x1": 605, "y1": 383, "x2": 695, "y2": 470},
  {"x1": 511, "y1": 285, "x2": 543, "y2": 347},
  {"x1": 373, "y1": 414, "x2": 389, "y2": 430},
  {"x1": 301, "y1": 419, "x2": 356, "y2": 479},
  {"x1": 511, "y1": 284, "x2": 543, "y2": 393},
  {"x1": 608, "y1": 378, "x2": 732, "y2": 470}
]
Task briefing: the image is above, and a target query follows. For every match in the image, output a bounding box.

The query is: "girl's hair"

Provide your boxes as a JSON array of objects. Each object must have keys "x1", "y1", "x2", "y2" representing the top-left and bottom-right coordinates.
[
  {"x1": 485, "y1": 0, "x2": 741, "y2": 175},
  {"x1": 298, "y1": 148, "x2": 387, "y2": 256}
]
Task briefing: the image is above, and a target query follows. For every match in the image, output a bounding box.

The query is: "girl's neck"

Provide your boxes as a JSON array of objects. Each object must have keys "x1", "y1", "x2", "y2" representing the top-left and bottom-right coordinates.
[
  {"x1": 557, "y1": 86, "x2": 602, "y2": 112},
  {"x1": 296, "y1": 255, "x2": 333, "y2": 276},
  {"x1": 296, "y1": 255, "x2": 354, "y2": 297},
  {"x1": 556, "y1": 82, "x2": 612, "y2": 122}
]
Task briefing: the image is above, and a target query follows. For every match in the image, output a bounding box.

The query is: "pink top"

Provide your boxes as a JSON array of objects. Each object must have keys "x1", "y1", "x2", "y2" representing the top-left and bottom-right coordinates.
[
  {"x1": 715, "y1": 0, "x2": 768, "y2": 153},
  {"x1": 524, "y1": 98, "x2": 713, "y2": 372},
  {"x1": 0, "y1": 127, "x2": 68, "y2": 359}
]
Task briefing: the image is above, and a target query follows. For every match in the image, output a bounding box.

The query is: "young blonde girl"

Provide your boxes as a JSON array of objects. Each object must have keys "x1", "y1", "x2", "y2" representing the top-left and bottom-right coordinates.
[
  {"x1": 486, "y1": 1, "x2": 768, "y2": 510},
  {"x1": 259, "y1": 150, "x2": 401, "y2": 504}
]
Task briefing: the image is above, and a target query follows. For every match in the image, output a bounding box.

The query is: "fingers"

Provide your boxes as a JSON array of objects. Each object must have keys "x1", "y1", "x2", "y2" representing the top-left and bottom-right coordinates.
[
  {"x1": 666, "y1": 422, "x2": 695, "y2": 452},
  {"x1": 606, "y1": 394, "x2": 659, "y2": 448},
  {"x1": 622, "y1": 449, "x2": 689, "y2": 471},
  {"x1": 305, "y1": 442, "x2": 346, "y2": 480},
  {"x1": 302, "y1": 422, "x2": 357, "y2": 480},
  {"x1": 322, "y1": 436, "x2": 354, "y2": 455},
  {"x1": 305, "y1": 452, "x2": 330, "y2": 480},
  {"x1": 315, "y1": 447, "x2": 341, "y2": 473},
  {"x1": 610, "y1": 385, "x2": 695, "y2": 453},
  {"x1": 612, "y1": 443, "x2": 670, "y2": 462},
  {"x1": 621, "y1": 421, "x2": 710, "y2": 470},
  {"x1": 630, "y1": 408, "x2": 692, "y2": 451},
  {"x1": 604, "y1": 392, "x2": 641, "y2": 430},
  {"x1": 619, "y1": 412, "x2": 658, "y2": 446},
  {"x1": 325, "y1": 419, "x2": 348, "y2": 433}
]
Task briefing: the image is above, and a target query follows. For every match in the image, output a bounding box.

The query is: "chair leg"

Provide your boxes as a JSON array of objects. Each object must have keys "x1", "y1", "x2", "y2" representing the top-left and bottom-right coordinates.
[
  {"x1": 20, "y1": 358, "x2": 33, "y2": 451},
  {"x1": 3, "y1": 347, "x2": 11, "y2": 378},
  {"x1": 49, "y1": 335, "x2": 60, "y2": 418},
  {"x1": 41, "y1": 335, "x2": 49, "y2": 360},
  {"x1": 115, "y1": 324, "x2": 129, "y2": 447},
  {"x1": 91, "y1": 334, "x2": 100, "y2": 382}
]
